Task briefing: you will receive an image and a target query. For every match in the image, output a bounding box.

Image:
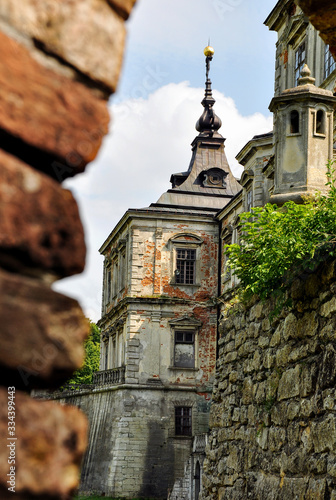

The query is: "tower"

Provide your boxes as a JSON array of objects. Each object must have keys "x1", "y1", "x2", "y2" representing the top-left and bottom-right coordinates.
[{"x1": 269, "y1": 64, "x2": 336, "y2": 204}]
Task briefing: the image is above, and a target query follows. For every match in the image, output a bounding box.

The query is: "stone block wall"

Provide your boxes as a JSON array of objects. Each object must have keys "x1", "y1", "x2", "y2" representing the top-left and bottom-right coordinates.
[
  {"x1": 0, "y1": 1, "x2": 136, "y2": 498},
  {"x1": 201, "y1": 257, "x2": 336, "y2": 499},
  {"x1": 50, "y1": 385, "x2": 208, "y2": 499}
]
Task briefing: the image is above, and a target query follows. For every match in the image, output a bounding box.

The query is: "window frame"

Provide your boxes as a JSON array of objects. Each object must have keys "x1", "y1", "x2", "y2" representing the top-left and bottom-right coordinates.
[
  {"x1": 169, "y1": 316, "x2": 201, "y2": 371},
  {"x1": 175, "y1": 406, "x2": 192, "y2": 436},
  {"x1": 324, "y1": 44, "x2": 336, "y2": 80},
  {"x1": 294, "y1": 41, "x2": 306, "y2": 86},
  {"x1": 174, "y1": 329, "x2": 195, "y2": 368},
  {"x1": 175, "y1": 248, "x2": 196, "y2": 285},
  {"x1": 170, "y1": 233, "x2": 203, "y2": 288}
]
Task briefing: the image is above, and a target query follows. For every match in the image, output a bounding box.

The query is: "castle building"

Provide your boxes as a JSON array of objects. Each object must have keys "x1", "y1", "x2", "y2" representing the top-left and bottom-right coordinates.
[
  {"x1": 90, "y1": 46, "x2": 240, "y2": 499},
  {"x1": 48, "y1": 2, "x2": 336, "y2": 499}
]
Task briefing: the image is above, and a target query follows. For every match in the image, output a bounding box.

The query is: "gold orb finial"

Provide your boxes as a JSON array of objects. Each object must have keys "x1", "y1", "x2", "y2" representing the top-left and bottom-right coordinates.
[{"x1": 204, "y1": 45, "x2": 215, "y2": 57}]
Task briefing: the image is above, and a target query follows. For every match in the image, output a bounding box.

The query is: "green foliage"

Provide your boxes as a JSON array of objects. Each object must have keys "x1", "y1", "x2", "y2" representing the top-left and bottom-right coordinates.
[
  {"x1": 225, "y1": 160, "x2": 336, "y2": 302},
  {"x1": 66, "y1": 321, "x2": 101, "y2": 385}
]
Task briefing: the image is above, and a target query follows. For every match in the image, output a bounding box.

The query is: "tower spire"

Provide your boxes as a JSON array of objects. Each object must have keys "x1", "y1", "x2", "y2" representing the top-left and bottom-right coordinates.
[{"x1": 196, "y1": 45, "x2": 222, "y2": 135}]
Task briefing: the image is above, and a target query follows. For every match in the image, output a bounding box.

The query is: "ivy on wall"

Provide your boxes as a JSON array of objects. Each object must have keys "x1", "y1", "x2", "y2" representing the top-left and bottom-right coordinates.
[{"x1": 225, "y1": 160, "x2": 336, "y2": 301}]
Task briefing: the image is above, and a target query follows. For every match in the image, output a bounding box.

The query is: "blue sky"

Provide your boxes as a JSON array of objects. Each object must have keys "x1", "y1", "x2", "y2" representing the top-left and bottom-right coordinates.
[{"x1": 54, "y1": 0, "x2": 278, "y2": 321}]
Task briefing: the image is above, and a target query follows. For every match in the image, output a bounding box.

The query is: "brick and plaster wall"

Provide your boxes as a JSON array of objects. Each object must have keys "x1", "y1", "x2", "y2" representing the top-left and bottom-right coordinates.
[
  {"x1": 201, "y1": 256, "x2": 336, "y2": 499},
  {"x1": 0, "y1": 1, "x2": 136, "y2": 498}
]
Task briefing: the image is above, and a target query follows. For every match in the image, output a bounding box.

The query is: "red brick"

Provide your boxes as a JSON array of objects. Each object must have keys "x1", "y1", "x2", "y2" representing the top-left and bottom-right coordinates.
[
  {"x1": 0, "y1": 32, "x2": 109, "y2": 179},
  {"x1": 0, "y1": 388, "x2": 87, "y2": 498},
  {"x1": 0, "y1": 149, "x2": 85, "y2": 278},
  {"x1": 0, "y1": 268, "x2": 89, "y2": 389}
]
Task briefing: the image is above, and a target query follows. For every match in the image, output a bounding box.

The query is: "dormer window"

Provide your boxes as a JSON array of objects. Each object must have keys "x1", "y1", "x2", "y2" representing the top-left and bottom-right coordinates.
[
  {"x1": 202, "y1": 168, "x2": 227, "y2": 189},
  {"x1": 290, "y1": 110, "x2": 300, "y2": 134},
  {"x1": 324, "y1": 44, "x2": 335, "y2": 80},
  {"x1": 295, "y1": 41, "x2": 306, "y2": 86}
]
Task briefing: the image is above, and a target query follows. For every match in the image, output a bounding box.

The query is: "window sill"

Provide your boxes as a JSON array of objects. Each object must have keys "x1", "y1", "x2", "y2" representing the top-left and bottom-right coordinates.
[
  {"x1": 170, "y1": 282, "x2": 201, "y2": 287},
  {"x1": 169, "y1": 366, "x2": 199, "y2": 371},
  {"x1": 313, "y1": 133, "x2": 326, "y2": 139}
]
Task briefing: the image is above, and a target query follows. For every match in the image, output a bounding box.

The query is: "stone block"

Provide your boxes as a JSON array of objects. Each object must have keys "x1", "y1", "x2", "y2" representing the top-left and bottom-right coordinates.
[
  {"x1": 301, "y1": 425, "x2": 313, "y2": 453},
  {"x1": 317, "y1": 344, "x2": 336, "y2": 390},
  {"x1": 312, "y1": 414, "x2": 336, "y2": 453},
  {"x1": 297, "y1": 311, "x2": 319, "y2": 338},
  {"x1": 278, "y1": 477, "x2": 309, "y2": 499},
  {"x1": 242, "y1": 378, "x2": 253, "y2": 405},
  {"x1": 306, "y1": 478, "x2": 328, "y2": 499},
  {"x1": 0, "y1": 0, "x2": 126, "y2": 92},
  {"x1": 0, "y1": 32, "x2": 109, "y2": 180},
  {"x1": 0, "y1": 268, "x2": 89, "y2": 389},
  {"x1": 278, "y1": 365, "x2": 300, "y2": 400},
  {"x1": 320, "y1": 297, "x2": 336, "y2": 318},
  {"x1": 283, "y1": 312, "x2": 298, "y2": 340},
  {"x1": 268, "y1": 427, "x2": 286, "y2": 452},
  {"x1": 270, "y1": 324, "x2": 282, "y2": 347},
  {"x1": 0, "y1": 388, "x2": 87, "y2": 498},
  {"x1": 276, "y1": 345, "x2": 292, "y2": 367},
  {"x1": 0, "y1": 150, "x2": 85, "y2": 278},
  {"x1": 300, "y1": 363, "x2": 318, "y2": 397}
]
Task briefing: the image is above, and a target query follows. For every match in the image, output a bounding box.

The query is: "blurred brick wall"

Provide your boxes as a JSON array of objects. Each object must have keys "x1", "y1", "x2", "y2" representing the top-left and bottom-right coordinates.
[
  {"x1": 296, "y1": 0, "x2": 336, "y2": 58},
  {"x1": 0, "y1": 1, "x2": 136, "y2": 498}
]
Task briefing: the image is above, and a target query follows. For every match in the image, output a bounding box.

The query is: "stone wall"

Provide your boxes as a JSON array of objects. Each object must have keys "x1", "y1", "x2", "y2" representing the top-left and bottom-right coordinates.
[
  {"x1": 201, "y1": 257, "x2": 336, "y2": 499},
  {"x1": 49, "y1": 384, "x2": 210, "y2": 499},
  {"x1": 0, "y1": 1, "x2": 136, "y2": 499}
]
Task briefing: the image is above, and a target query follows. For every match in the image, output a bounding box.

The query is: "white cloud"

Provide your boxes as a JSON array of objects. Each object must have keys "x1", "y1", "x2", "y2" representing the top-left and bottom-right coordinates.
[{"x1": 53, "y1": 82, "x2": 273, "y2": 321}]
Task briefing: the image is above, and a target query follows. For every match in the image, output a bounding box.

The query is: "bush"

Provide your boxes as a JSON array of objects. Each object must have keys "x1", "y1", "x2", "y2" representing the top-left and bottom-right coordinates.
[
  {"x1": 225, "y1": 160, "x2": 336, "y2": 301},
  {"x1": 66, "y1": 321, "x2": 101, "y2": 385}
]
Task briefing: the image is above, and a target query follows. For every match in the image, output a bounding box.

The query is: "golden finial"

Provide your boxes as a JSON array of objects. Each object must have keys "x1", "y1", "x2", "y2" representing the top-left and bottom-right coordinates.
[{"x1": 204, "y1": 45, "x2": 215, "y2": 57}]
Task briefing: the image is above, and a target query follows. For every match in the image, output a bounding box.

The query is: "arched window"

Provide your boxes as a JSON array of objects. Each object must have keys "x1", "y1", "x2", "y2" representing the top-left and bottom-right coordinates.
[
  {"x1": 316, "y1": 110, "x2": 325, "y2": 135},
  {"x1": 290, "y1": 110, "x2": 300, "y2": 134}
]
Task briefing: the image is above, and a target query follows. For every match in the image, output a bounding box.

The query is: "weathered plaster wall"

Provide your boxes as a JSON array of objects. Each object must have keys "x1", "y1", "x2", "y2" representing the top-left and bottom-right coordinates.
[
  {"x1": 100, "y1": 214, "x2": 219, "y2": 387},
  {"x1": 201, "y1": 257, "x2": 336, "y2": 499}
]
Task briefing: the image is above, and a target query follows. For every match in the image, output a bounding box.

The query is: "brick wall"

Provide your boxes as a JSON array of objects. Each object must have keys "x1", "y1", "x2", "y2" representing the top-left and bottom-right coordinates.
[{"x1": 0, "y1": 1, "x2": 136, "y2": 498}]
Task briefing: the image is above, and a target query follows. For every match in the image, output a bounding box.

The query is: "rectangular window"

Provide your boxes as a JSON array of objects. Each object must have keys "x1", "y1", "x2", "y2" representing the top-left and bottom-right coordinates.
[
  {"x1": 295, "y1": 42, "x2": 306, "y2": 86},
  {"x1": 175, "y1": 406, "x2": 192, "y2": 436},
  {"x1": 119, "y1": 251, "x2": 126, "y2": 291},
  {"x1": 176, "y1": 248, "x2": 196, "y2": 284},
  {"x1": 174, "y1": 330, "x2": 195, "y2": 368},
  {"x1": 106, "y1": 269, "x2": 111, "y2": 304},
  {"x1": 104, "y1": 340, "x2": 109, "y2": 370},
  {"x1": 246, "y1": 189, "x2": 253, "y2": 212},
  {"x1": 112, "y1": 259, "x2": 118, "y2": 297},
  {"x1": 325, "y1": 44, "x2": 335, "y2": 79}
]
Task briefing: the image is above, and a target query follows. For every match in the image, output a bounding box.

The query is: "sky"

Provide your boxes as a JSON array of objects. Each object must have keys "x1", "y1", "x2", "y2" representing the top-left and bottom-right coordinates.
[{"x1": 53, "y1": 0, "x2": 278, "y2": 322}]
